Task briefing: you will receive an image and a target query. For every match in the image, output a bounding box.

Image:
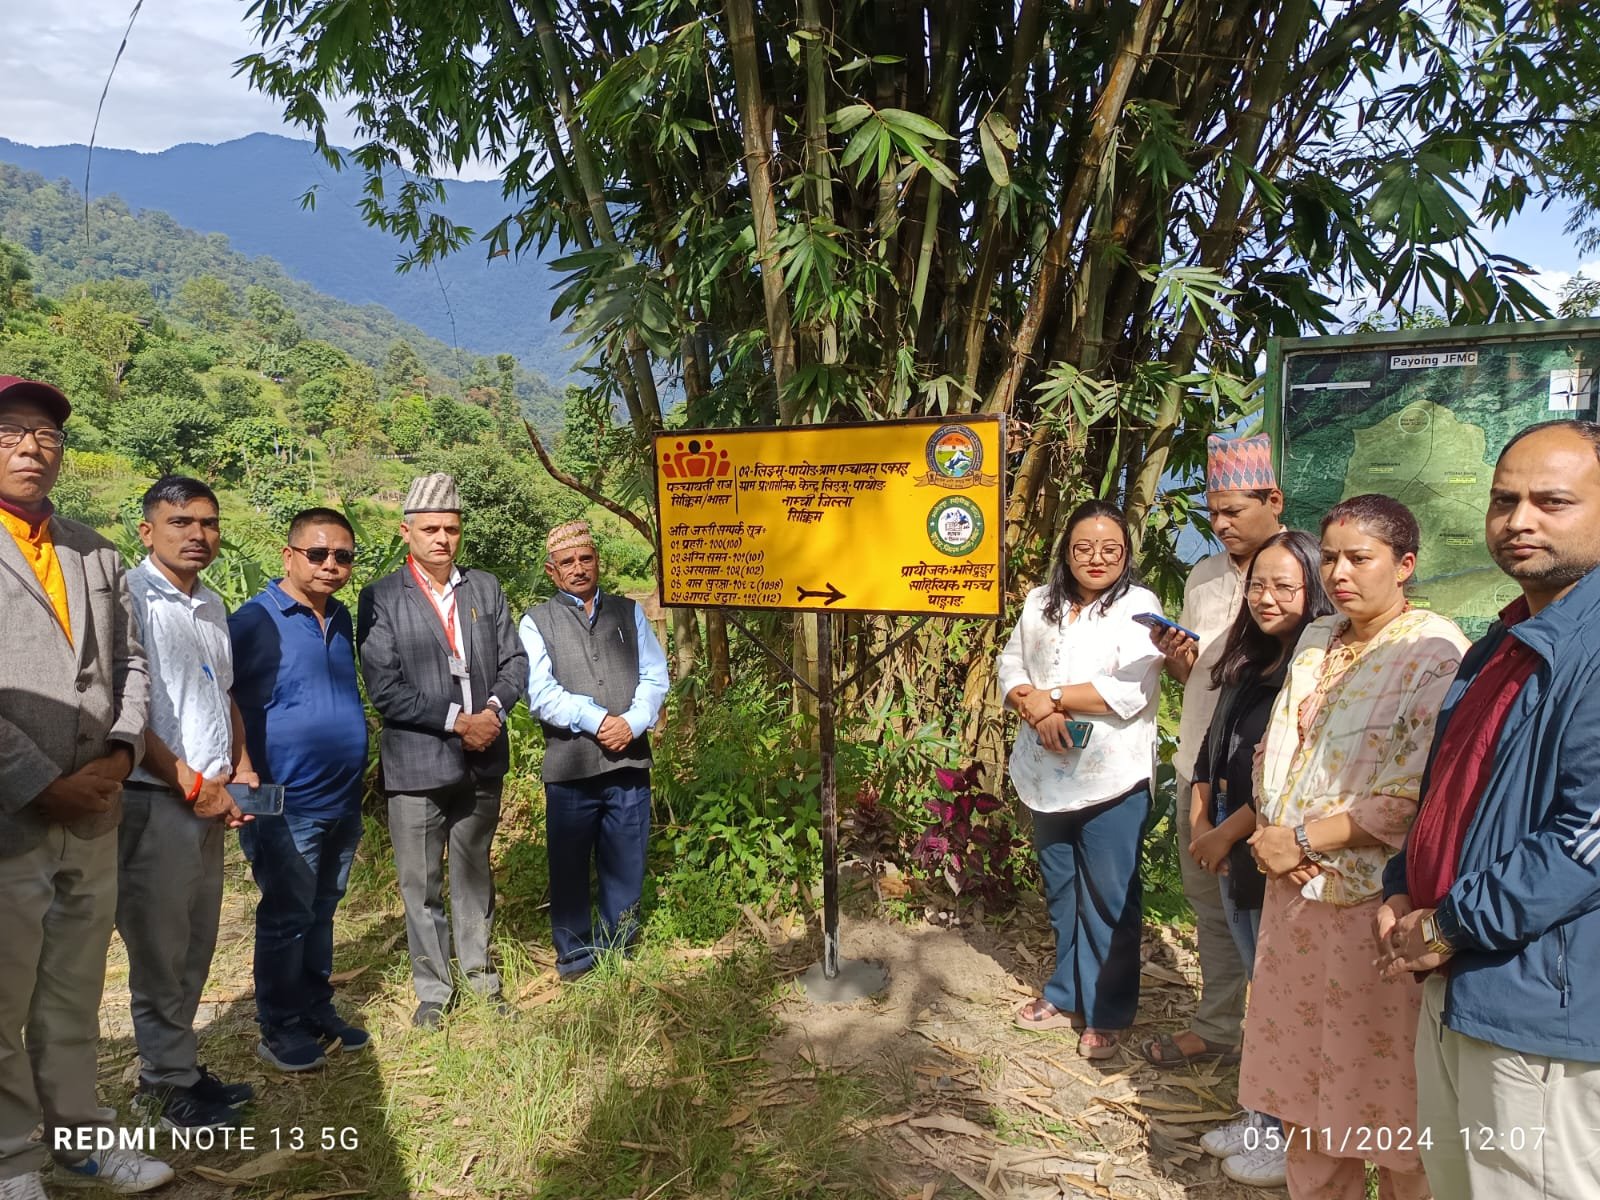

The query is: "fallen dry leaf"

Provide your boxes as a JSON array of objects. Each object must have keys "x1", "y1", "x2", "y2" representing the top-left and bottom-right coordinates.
[
  {"x1": 909, "y1": 1114, "x2": 992, "y2": 1140},
  {"x1": 190, "y1": 1149, "x2": 315, "y2": 1184},
  {"x1": 717, "y1": 1105, "x2": 753, "y2": 1129},
  {"x1": 328, "y1": 966, "x2": 367, "y2": 985}
]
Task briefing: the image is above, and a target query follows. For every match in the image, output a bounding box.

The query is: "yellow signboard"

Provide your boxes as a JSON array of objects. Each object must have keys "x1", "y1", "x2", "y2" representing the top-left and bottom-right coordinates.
[{"x1": 653, "y1": 416, "x2": 1006, "y2": 617}]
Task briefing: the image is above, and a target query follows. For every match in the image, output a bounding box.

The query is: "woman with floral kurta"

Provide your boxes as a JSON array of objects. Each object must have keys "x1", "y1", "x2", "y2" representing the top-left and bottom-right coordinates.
[
  {"x1": 998, "y1": 500, "x2": 1164, "y2": 1059},
  {"x1": 1239, "y1": 495, "x2": 1469, "y2": 1199}
]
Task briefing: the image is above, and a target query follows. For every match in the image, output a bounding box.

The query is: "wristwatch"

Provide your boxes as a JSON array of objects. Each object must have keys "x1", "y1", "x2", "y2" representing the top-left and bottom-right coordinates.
[
  {"x1": 1049, "y1": 687, "x2": 1063, "y2": 708},
  {"x1": 1293, "y1": 823, "x2": 1328, "y2": 864},
  {"x1": 1419, "y1": 911, "x2": 1455, "y2": 957}
]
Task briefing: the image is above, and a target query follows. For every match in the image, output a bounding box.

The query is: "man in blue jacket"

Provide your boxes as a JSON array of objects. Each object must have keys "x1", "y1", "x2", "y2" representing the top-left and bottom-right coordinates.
[{"x1": 1377, "y1": 419, "x2": 1600, "y2": 1199}]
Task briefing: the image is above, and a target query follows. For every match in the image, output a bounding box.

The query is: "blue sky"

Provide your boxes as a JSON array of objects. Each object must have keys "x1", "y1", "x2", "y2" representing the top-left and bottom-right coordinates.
[{"x1": 1, "y1": 0, "x2": 1595, "y2": 300}]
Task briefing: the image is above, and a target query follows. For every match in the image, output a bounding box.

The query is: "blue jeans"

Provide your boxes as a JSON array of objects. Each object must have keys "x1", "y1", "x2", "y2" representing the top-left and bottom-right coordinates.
[
  {"x1": 238, "y1": 809, "x2": 363, "y2": 1035},
  {"x1": 1221, "y1": 884, "x2": 1262, "y2": 973},
  {"x1": 1032, "y1": 784, "x2": 1150, "y2": 1030},
  {"x1": 544, "y1": 768, "x2": 651, "y2": 978}
]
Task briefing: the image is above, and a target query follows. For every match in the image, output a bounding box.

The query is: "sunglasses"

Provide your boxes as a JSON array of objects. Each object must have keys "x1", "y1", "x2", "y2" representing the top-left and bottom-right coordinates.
[{"x1": 287, "y1": 545, "x2": 357, "y2": 567}]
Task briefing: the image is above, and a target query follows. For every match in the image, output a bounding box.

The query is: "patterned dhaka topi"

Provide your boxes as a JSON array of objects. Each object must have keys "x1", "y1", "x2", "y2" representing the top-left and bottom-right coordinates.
[
  {"x1": 1205, "y1": 433, "x2": 1277, "y2": 494},
  {"x1": 403, "y1": 472, "x2": 462, "y2": 514}
]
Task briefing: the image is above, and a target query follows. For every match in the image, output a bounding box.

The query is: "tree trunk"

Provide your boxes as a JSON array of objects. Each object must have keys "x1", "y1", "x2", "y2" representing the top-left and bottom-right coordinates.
[
  {"x1": 723, "y1": 0, "x2": 799, "y2": 414},
  {"x1": 671, "y1": 607, "x2": 702, "y2": 729},
  {"x1": 707, "y1": 608, "x2": 731, "y2": 697}
]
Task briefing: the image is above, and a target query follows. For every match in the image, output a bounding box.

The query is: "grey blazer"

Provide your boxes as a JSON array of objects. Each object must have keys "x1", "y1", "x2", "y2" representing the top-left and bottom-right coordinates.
[
  {"x1": 0, "y1": 513, "x2": 149, "y2": 855},
  {"x1": 356, "y1": 564, "x2": 528, "y2": 794}
]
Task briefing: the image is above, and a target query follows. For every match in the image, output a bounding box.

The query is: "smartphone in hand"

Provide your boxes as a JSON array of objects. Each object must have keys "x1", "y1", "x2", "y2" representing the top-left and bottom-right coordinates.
[
  {"x1": 1132, "y1": 612, "x2": 1200, "y2": 643},
  {"x1": 1064, "y1": 720, "x2": 1093, "y2": 749},
  {"x1": 225, "y1": 782, "x2": 285, "y2": 817}
]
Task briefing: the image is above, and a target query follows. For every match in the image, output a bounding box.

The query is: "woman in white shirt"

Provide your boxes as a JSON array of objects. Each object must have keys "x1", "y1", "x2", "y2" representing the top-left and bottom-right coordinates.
[{"x1": 998, "y1": 500, "x2": 1165, "y2": 1058}]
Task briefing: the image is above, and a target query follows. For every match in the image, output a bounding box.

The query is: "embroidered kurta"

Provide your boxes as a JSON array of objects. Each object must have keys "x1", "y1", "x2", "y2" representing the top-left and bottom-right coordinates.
[{"x1": 1239, "y1": 608, "x2": 1468, "y2": 1171}]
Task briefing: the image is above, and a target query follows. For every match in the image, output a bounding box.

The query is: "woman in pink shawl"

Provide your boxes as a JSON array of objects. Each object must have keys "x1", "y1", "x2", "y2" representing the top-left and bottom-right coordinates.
[{"x1": 1238, "y1": 495, "x2": 1468, "y2": 1199}]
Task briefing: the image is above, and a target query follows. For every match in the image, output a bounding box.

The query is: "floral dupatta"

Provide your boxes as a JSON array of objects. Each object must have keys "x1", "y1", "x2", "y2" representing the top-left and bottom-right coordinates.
[{"x1": 1256, "y1": 608, "x2": 1468, "y2": 906}]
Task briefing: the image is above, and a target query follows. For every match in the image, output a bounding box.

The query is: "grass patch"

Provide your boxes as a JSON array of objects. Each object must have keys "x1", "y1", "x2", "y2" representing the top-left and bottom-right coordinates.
[{"x1": 98, "y1": 813, "x2": 896, "y2": 1199}]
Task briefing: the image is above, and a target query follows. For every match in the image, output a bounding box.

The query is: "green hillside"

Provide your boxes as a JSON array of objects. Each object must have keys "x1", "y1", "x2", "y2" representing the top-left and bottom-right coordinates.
[
  {"x1": 0, "y1": 203, "x2": 645, "y2": 611},
  {"x1": 0, "y1": 163, "x2": 563, "y2": 432}
]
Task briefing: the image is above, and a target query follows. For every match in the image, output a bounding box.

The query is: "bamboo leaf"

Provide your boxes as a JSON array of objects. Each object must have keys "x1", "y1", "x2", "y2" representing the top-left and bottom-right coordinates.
[{"x1": 978, "y1": 118, "x2": 1010, "y2": 187}]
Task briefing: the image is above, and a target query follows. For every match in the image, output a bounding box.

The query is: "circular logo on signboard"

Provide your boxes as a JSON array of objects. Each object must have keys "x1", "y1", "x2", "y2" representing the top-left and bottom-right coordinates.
[
  {"x1": 927, "y1": 496, "x2": 984, "y2": 557},
  {"x1": 926, "y1": 424, "x2": 983, "y2": 480}
]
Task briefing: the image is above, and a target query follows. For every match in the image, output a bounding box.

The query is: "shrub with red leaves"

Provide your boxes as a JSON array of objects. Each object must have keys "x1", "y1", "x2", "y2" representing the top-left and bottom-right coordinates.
[{"x1": 913, "y1": 763, "x2": 1019, "y2": 906}]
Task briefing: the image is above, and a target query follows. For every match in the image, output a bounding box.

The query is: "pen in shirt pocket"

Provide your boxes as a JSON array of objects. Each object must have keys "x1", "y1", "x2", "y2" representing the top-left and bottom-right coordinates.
[{"x1": 201, "y1": 664, "x2": 215, "y2": 681}]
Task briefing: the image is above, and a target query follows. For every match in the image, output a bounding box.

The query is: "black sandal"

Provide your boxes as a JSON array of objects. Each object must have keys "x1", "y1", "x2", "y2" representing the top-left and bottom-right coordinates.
[{"x1": 1137, "y1": 1030, "x2": 1241, "y2": 1069}]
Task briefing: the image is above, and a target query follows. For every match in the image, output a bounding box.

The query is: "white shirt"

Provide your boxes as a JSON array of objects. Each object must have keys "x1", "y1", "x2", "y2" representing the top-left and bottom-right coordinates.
[
  {"x1": 997, "y1": 583, "x2": 1165, "y2": 813},
  {"x1": 1173, "y1": 549, "x2": 1247, "y2": 779},
  {"x1": 411, "y1": 562, "x2": 475, "y2": 729},
  {"x1": 128, "y1": 556, "x2": 234, "y2": 784}
]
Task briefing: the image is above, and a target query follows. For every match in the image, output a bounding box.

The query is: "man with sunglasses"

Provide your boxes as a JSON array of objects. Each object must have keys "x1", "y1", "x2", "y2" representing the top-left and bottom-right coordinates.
[
  {"x1": 357, "y1": 473, "x2": 528, "y2": 1029},
  {"x1": 0, "y1": 377, "x2": 172, "y2": 1196},
  {"x1": 229, "y1": 509, "x2": 370, "y2": 1073}
]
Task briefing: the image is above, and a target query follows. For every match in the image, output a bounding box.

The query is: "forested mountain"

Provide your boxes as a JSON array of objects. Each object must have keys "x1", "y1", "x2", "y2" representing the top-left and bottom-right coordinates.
[
  {"x1": 0, "y1": 134, "x2": 571, "y2": 378},
  {"x1": 0, "y1": 162, "x2": 562, "y2": 430}
]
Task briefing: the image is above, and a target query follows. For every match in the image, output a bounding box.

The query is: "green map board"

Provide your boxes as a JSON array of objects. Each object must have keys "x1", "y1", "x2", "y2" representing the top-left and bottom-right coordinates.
[{"x1": 1266, "y1": 318, "x2": 1600, "y2": 638}]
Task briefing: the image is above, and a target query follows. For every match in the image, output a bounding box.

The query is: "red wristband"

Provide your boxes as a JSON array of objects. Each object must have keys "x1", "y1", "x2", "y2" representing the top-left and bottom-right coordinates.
[{"x1": 185, "y1": 769, "x2": 204, "y2": 804}]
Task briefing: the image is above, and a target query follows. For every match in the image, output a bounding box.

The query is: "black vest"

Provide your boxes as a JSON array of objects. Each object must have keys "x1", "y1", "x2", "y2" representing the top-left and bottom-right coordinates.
[{"x1": 527, "y1": 593, "x2": 653, "y2": 782}]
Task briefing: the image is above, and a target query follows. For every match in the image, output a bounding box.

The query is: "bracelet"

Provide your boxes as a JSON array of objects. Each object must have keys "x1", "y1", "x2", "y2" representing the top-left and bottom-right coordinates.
[{"x1": 184, "y1": 768, "x2": 204, "y2": 804}]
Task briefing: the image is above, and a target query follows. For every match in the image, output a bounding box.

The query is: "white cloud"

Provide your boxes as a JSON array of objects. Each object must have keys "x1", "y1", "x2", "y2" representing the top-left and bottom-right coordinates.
[
  {"x1": 0, "y1": 0, "x2": 498, "y2": 180},
  {"x1": 0, "y1": 0, "x2": 355, "y2": 149}
]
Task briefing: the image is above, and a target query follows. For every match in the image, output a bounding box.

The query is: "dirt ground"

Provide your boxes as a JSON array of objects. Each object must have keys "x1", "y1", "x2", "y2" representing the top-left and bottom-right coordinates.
[
  {"x1": 763, "y1": 904, "x2": 1284, "y2": 1200},
  {"x1": 86, "y1": 863, "x2": 1281, "y2": 1200}
]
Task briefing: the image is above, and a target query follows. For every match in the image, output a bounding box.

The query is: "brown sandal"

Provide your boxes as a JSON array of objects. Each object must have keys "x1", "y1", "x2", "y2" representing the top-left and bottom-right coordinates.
[
  {"x1": 1013, "y1": 998, "x2": 1085, "y2": 1031},
  {"x1": 1078, "y1": 1028, "x2": 1126, "y2": 1061}
]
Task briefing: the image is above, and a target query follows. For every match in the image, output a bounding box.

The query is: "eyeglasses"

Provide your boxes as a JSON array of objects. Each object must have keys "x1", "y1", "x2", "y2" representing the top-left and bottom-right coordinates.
[
  {"x1": 0, "y1": 424, "x2": 67, "y2": 451},
  {"x1": 287, "y1": 545, "x2": 356, "y2": 567},
  {"x1": 1070, "y1": 542, "x2": 1125, "y2": 564},
  {"x1": 1246, "y1": 580, "x2": 1304, "y2": 600}
]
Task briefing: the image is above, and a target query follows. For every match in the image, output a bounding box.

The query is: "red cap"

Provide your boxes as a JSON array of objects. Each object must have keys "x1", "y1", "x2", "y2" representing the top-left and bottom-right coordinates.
[{"x1": 0, "y1": 376, "x2": 71, "y2": 426}]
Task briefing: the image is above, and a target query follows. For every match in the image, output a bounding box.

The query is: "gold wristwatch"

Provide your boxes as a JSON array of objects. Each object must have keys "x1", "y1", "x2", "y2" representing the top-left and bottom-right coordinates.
[{"x1": 1419, "y1": 911, "x2": 1454, "y2": 957}]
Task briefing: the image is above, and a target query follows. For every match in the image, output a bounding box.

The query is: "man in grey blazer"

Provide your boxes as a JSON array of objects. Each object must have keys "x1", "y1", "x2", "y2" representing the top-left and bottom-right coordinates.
[
  {"x1": 356, "y1": 473, "x2": 527, "y2": 1029},
  {"x1": 0, "y1": 377, "x2": 171, "y2": 1196}
]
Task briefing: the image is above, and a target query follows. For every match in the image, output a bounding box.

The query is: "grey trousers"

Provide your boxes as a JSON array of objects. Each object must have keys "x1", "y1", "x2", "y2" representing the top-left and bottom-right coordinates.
[
  {"x1": 0, "y1": 828, "x2": 117, "y2": 1179},
  {"x1": 1176, "y1": 774, "x2": 1247, "y2": 1046},
  {"x1": 1416, "y1": 973, "x2": 1600, "y2": 1199},
  {"x1": 388, "y1": 778, "x2": 503, "y2": 1005},
  {"x1": 116, "y1": 785, "x2": 224, "y2": 1090}
]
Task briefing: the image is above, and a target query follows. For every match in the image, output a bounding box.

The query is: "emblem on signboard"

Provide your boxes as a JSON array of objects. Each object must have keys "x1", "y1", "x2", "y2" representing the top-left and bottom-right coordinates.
[
  {"x1": 660, "y1": 439, "x2": 732, "y2": 480},
  {"x1": 927, "y1": 496, "x2": 984, "y2": 557},
  {"x1": 918, "y1": 424, "x2": 997, "y2": 490}
]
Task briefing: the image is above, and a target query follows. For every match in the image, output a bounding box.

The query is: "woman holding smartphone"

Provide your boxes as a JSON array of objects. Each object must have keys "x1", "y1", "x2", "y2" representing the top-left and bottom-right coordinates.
[{"x1": 998, "y1": 500, "x2": 1165, "y2": 1059}]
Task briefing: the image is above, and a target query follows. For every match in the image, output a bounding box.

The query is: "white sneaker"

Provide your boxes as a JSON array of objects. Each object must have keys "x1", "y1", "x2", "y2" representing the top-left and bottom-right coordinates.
[
  {"x1": 54, "y1": 1148, "x2": 175, "y2": 1194},
  {"x1": 1223, "y1": 1140, "x2": 1288, "y2": 1188},
  {"x1": 1200, "y1": 1112, "x2": 1256, "y2": 1159},
  {"x1": 0, "y1": 1173, "x2": 47, "y2": 1200}
]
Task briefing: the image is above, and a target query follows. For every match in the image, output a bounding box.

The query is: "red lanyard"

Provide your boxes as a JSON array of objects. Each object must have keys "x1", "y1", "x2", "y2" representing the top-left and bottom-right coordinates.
[{"x1": 408, "y1": 556, "x2": 460, "y2": 655}]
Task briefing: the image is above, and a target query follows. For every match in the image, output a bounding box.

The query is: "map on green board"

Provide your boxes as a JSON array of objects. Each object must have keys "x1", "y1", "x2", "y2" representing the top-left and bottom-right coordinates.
[{"x1": 1275, "y1": 325, "x2": 1600, "y2": 638}]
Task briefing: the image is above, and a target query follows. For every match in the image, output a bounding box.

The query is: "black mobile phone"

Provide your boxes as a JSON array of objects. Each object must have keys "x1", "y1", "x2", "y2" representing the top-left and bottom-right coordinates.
[
  {"x1": 225, "y1": 782, "x2": 286, "y2": 817},
  {"x1": 1064, "y1": 720, "x2": 1093, "y2": 749},
  {"x1": 1132, "y1": 612, "x2": 1200, "y2": 642}
]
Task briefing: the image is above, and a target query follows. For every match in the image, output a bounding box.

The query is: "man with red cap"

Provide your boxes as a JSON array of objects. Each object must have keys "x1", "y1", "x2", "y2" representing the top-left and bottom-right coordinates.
[
  {"x1": 519, "y1": 521, "x2": 669, "y2": 981},
  {"x1": 0, "y1": 377, "x2": 172, "y2": 1196}
]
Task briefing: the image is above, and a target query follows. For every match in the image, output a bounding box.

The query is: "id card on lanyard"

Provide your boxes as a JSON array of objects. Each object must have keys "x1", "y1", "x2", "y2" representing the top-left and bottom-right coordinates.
[{"x1": 409, "y1": 557, "x2": 470, "y2": 681}]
